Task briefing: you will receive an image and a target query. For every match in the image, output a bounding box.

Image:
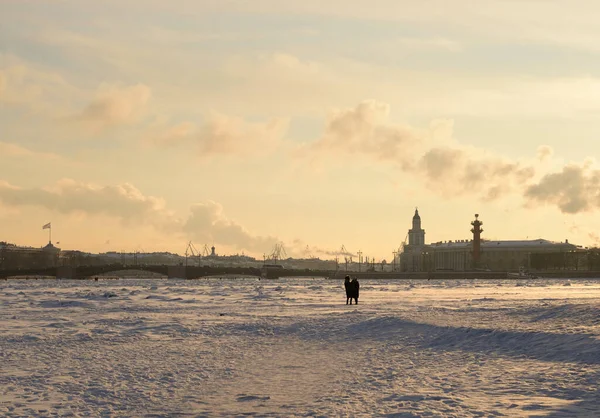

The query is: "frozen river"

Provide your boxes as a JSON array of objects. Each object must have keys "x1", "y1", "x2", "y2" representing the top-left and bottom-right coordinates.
[{"x1": 2, "y1": 277, "x2": 600, "y2": 417}]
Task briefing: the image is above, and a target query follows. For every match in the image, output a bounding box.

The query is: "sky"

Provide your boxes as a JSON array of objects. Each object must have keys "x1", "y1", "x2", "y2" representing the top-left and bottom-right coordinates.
[{"x1": 2, "y1": 0, "x2": 600, "y2": 260}]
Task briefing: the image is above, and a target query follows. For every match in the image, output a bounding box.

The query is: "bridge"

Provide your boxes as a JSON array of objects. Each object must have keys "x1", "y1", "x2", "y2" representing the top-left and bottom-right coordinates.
[
  {"x1": 2, "y1": 264, "x2": 597, "y2": 280},
  {"x1": 0, "y1": 264, "x2": 518, "y2": 280},
  {"x1": 0, "y1": 264, "x2": 341, "y2": 280}
]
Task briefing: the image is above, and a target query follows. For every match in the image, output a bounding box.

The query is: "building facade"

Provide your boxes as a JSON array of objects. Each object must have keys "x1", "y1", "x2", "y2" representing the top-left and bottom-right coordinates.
[
  {"x1": 0, "y1": 241, "x2": 61, "y2": 270},
  {"x1": 398, "y1": 211, "x2": 580, "y2": 272}
]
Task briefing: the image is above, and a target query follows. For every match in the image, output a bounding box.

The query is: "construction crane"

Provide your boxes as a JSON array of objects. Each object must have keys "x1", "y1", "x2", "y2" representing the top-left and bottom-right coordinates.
[
  {"x1": 269, "y1": 242, "x2": 287, "y2": 263},
  {"x1": 393, "y1": 237, "x2": 405, "y2": 271},
  {"x1": 202, "y1": 244, "x2": 211, "y2": 257},
  {"x1": 395, "y1": 233, "x2": 408, "y2": 260},
  {"x1": 185, "y1": 241, "x2": 201, "y2": 266},
  {"x1": 340, "y1": 244, "x2": 353, "y2": 262},
  {"x1": 340, "y1": 244, "x2": 353, "y2": 271}
]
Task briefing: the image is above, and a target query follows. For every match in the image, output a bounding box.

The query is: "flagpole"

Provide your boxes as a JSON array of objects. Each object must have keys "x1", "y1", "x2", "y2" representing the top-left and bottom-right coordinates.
[{"x1": 49, "y1": 225, "x2": 51, "y2": 244}]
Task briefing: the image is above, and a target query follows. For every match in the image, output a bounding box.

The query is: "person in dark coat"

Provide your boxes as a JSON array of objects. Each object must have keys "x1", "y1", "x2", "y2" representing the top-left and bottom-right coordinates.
[
  {"x1": 350, "y1": 277, "x2": 360, "y2": 304},
  {"x1": 344, "y1": 275, "x2": 352, "y2": 304}
]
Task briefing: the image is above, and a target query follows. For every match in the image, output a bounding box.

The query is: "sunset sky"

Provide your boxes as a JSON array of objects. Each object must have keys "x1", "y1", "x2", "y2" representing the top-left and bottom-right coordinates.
[{"x1": 2, "y1": 1, "x2": 600, "y2": 260}]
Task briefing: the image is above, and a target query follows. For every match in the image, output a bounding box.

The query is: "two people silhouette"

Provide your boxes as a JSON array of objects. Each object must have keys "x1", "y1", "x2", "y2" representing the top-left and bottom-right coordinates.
[{"x1": 344, "y1": 275, "x2": 360, "y2": 305}]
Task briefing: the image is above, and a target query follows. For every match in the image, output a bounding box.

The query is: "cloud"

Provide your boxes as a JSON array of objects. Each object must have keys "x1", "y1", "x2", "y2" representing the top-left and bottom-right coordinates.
[
  {"x1": 0, "y1": 142, "x2": 62, "y2": 160},
  {"x1": 417, "y1": 147, "x2": 535, "y2": 200},
  {"x1": 73, "y1": 83, "x2": 151, "y2": 131},
  {"x1": 0, "y1": 179, "x2": 170, "y2": 222},
  {"x1": 537, "y1": 145, "x2": 554, "y2": 162},
  {"x1": 306, "y1": 100, "x2": 424, "y2": 166},
  {"x1": 180, "y1": 1, "x2": 600, "y2": 53},
  {"x1": 182, "y1": 201, "x2": 278, "y2": 253},
  {"x1": 211, "y1": 52, "x2": 351, "y2": 114},
  {"x1": 276, "y1": 239, "x2": 360, "y2": 259},
  {"x1": 524, "y1": 163, "x2": 600, "y2": 214},
  {"x1": 313, "y1": 247, "x2": 356, "y2": 258},
  {"x1": 0, "y1": 178, "x2": 279, "y2": 254},
  {"x1": 418, "y1": 147, "x2": 463, "y2": 180},
  {"x1": 198, "y1": 113, "x2": 288, "y2": 156},
  {"x1": 225, "y1": 52, "x2": 320, "y2": 80},
  {"x1": 267, "y1": 53, "x2": 319, "y2": 73},
  {"x1": 152, "y1": 122, "x2": 197, "y2": 147},
  {"x1": 94, "y1": 0, "x2": 600, "y2": 55},
  {"x1": 151, "y1": 113, "x2": 289, "y2": 157},
  {"x1": 0, "y1": 55, "x2": 75, "y2": 112},
  {"x1": 305, "y1": 100, "x2": 536, "y2": 200}
]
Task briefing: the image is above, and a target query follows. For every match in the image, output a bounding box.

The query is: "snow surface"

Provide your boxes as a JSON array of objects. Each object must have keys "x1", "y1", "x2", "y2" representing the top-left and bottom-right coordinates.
[{"x1": 2, "y1": 276, "x2": 600, "y2": 417}]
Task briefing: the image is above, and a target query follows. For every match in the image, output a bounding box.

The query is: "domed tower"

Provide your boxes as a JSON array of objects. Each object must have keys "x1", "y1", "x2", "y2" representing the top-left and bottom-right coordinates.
[{"x1": 408, "y1": 208, "x2": 425, "y2": 246}]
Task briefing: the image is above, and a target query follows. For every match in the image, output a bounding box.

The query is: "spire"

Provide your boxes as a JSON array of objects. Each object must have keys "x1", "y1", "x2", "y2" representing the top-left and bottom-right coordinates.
[{"x1": 413, "y1": 207, "x2": 420, "y2": 219}]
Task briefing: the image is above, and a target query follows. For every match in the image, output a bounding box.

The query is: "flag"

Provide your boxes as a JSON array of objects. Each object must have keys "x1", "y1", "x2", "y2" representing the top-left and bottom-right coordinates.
[{"x1": 42, "y1": 222, "x2": 51, "y2": 230}]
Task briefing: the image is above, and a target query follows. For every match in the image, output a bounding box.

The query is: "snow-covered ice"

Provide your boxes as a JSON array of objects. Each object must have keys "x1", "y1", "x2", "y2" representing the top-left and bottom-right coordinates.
[{"x1": 2, "y1": 277, "x2": 600, "y2": 417}]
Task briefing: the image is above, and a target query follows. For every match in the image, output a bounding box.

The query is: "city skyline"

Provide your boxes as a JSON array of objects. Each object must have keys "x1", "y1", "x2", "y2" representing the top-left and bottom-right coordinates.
[{"x1": 2, "y1": 1, "x2": 600, "y2": 259}]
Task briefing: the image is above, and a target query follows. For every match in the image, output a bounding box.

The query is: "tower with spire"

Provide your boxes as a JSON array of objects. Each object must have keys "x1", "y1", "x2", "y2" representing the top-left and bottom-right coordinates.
[
  {"x1": 400, "y1": 208, "x2": 428, "y2": 272},
  {"x1": 408, "y1": 208, "x2": 426, "y2": 246}
]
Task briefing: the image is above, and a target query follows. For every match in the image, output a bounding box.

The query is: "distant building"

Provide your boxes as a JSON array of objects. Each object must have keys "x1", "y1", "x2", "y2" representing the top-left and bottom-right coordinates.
[
  {"x1": 400, "y1": 209, "x2": 427, "y2": 272},
  {"x1": 427, "y1": 238, "x2": 578, "y2": 271},
  {"x1": 0, "y1": 241, "x2": 61, "y2": 269},
  {"x1": 398, "y1": 211, "x2": 579, "y2": 272}
]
